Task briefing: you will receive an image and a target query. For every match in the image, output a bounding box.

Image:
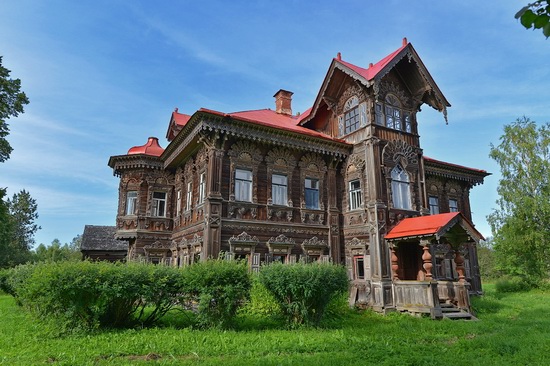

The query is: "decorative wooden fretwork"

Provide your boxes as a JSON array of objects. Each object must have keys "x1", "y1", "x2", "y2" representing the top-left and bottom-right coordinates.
[
  {"x1": 301, "y1": 236, "x2": 328, "y2": 256},
  {"x1": 382, "y1": 140, "x2": 418, "y2": 168},
  {"x1": 228, "y1": 231, "x2": 259, "y2": 254}
]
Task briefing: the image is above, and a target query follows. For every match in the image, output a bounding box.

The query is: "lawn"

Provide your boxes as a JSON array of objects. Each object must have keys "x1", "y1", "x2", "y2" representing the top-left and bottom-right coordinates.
[{"x1": 1, "y1": 285, "x2": 549, "y2": 365}]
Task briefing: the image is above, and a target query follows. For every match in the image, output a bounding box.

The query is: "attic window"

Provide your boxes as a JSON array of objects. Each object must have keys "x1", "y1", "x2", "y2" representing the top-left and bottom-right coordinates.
[
  {"x1": 375, "y1": 94, "x2": 412, "y2": 133},
  {"x1": 343, "y1": 96, "x2": 360, "y2": 134}
]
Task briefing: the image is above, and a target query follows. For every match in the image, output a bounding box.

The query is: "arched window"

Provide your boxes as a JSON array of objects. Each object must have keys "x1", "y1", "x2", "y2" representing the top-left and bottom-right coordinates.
[
  {"x1": 343, "y1": 96, "x2": 360, "y2": 134},
  {"x1": 391, "y1": 165, "x2": 411, "y2": 210},
  {"x1": 375, "y1": 94, "x2": 412, "y2": 133}
]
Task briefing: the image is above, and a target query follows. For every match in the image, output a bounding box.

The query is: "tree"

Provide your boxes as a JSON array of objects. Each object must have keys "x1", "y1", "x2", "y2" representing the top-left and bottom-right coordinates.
[
  {"x1": 516, "y1": 1, "x2": 550, "y2": 38},
  {"x1": 6, "y1": 190, "x2": 41, "y2": 261},
  {"x1": 0, "y1": 189, "x2": 15, "y2": 268},
  {"x1": 32, "y1": 238, "x2": 81, "y2": 262},
  {"x1": 487, "y1": 117, "x2": 550, "y2": 282},
  {"x1": 0, "y1": 56, "x2": 29, "y2": 163}
]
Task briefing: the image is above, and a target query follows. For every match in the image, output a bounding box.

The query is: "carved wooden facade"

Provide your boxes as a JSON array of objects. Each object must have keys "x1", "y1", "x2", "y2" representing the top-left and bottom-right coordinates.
[{"x1": 108, "y1": 39, "x2": 489, "y2": 318}]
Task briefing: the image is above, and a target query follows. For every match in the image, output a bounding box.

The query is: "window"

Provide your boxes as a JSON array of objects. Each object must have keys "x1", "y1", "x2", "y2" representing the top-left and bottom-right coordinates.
[
  {"x1": 354, "y1": 256, "x2": 365, "y2": 279},
  {"x1": 349, "y1": 179, "x2": 362, "y2": 210},
  {"x1": 272, "y1": 174, "x2": 288, "y2": 205},
  {"x1": 185, "y1": 182, "x2": 192, "y2": 211},
  {"x1": 429, "y1": 196, "x2": 439, "y2": 215},
  {"x1": 198, "y1": 172, "x2": 206, "y2": 204},
  {"x1": 305, "y1": 178, "x2": 319, "y2": 209},
  {"x1": 391, "y1": 165, "x2": 411, "y2": 210},
  {"x1": 125, "y1": 191, "x2": 137, "y2": 215},
  {"x1": 235, "y1": 169, "x2": 253, "y2": 202},
  {"x1": 176, "y1": 190, "x2": 182, "y2": 215},
  {"x1": 343, "y1": 96, "x2": 360, "y2": 135},
  {"x1": 449, "y1": 199, "x2": 458, "y2": 212},
  {"x1": 152, "y1": 191, "x2": 166, "y2": 217},
  {"x1": 375, "y1": 94, "x2": 412, "y2": 133}
]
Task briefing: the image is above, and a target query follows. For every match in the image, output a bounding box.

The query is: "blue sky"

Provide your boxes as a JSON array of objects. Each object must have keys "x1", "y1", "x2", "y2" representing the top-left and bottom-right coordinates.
[{"x1": 1, "y1": 1, "x2": 548, "y2": 246}]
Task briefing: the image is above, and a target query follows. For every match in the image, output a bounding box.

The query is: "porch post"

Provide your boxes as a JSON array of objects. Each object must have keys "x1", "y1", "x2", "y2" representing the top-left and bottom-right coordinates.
[
  {"x1": 420, "y1": 239, "x2": 433, "y2": 280},
  {"x1": 454, "y1": 249, "x2": 466, "y2": 283},
  {"x1": 390, "y1": 244, "x2": 399, "y2": 280}
]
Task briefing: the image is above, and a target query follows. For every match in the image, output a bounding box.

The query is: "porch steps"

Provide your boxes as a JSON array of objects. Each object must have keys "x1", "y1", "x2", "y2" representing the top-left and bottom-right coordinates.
[{"x1": 440, "y1": 303, "x2": 478, "y2": 320}]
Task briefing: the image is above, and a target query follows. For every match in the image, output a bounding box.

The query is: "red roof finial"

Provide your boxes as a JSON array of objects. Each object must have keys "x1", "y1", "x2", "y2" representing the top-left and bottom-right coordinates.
[
  {"x1": 337, "y1": 52, "x2": 341, "y2": 61},
  {"x1": 369, "y1": 63, "x2": 374, "y2": 68},
  {"x1": 402, "y1": 37, "x2": 408, "y2": 46},
  {"x1": 174, "y1": 107, "x2": 178, "y2": 113}
]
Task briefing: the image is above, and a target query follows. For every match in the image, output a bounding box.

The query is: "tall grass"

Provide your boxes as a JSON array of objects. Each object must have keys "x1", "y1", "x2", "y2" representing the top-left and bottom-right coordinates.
[{"x1": 1, "y1": 284, "x2": 550, "y2": 365}]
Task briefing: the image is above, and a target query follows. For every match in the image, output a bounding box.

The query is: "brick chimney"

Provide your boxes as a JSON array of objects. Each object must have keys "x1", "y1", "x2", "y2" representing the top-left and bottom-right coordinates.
[{"x1": 273, "y1": 89, "x2": 293, "y2": 115}]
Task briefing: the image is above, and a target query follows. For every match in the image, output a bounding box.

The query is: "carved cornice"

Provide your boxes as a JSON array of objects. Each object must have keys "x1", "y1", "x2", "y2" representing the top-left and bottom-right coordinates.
[
  {"x1": 228, "y1": 231, "x2": 259, "y2": 245},
  {"x1": 202, "y1": 117, "x2": 350, "y2": 158},
  {"x1": 267, "y1": 234, "x2": 295, "y2": 246},
  {"x1": 302, "y1": 236, "x2": 328, "y2": 249},
  {"x1": 108, "y1": 154, "x2": 164, "y2": 177}
]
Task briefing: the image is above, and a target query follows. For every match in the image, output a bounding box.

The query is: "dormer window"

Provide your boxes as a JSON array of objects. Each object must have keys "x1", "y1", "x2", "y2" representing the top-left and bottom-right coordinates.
[
  {"x1": 343, "y1": 96, "x2": 360, "y2": 134},
  {"x1": 376, "y1": 94, "x2": 412, "y2": 133}
]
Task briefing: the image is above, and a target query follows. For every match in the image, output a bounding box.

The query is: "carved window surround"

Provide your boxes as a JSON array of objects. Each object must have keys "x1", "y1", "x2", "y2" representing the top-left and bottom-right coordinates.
[
  {"x1": 228, "y1": 141, "x2": 263, "y2": 203},
  {"x1": 228, "y1": 231, "x2": 259, "y2": 254},
  {"x1": 267, "y1": 234, "x2": 296, "y2": 257},
  {"x1": 345, "y1": 237, "x2": 369, "y2": 256},
  {"x1": 301, "y1": 236, "x2": 328, "y2": 256},
  {"x1": 337, "y1": 87, "x2": 368, "y2": 137},
  {"x1": 227, "y1": 201, "x2": 259, "y2": 220},
  {"x1": 299, "y1": 153, "x2": 327, "y2": 223},
  {"x1": 344, "y1": 154, "x2": 366, "y2": 213},
  {"x1": 265, "y1": 147, "x2": 296, "y2": 207}
]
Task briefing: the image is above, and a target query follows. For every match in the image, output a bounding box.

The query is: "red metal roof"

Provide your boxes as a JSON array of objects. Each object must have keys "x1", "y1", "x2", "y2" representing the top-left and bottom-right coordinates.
[
  {"x1": 172, "y1": 110, "x2": 191, "y2": 127},
  {"x1": 127, "y1": 137, "x2": 164, "y2": 157},
  {"x1": 198, "y1": 108, "x2": 344, "y2": 143},
  {"x1": 385, "y1": 212, "x2": 461, "y2": 240},
  {"x1": 335, "y1": 38, "x2": 409, "y2": 81}
]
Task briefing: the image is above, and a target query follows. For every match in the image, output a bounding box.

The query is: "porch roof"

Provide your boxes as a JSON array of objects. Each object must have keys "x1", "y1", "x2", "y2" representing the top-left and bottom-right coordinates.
[{"x1": 385, "y1": 212, "x2": 484, "y2": 242}]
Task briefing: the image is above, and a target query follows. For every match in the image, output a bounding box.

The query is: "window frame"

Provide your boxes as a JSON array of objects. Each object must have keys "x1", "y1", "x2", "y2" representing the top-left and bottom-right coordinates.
[
  {"x1": 271, "y1": 173, "x2": 288, "y2": 206},
  {"x1": 375, "y1": 94, "x2": 412, "y2": 133},
  {"x1": 354, "y1": 255, "x2": 365, "y2": 279},
  {"x1": 185, "y1": 182, "x2": 193, "y2": 211},
  {"x1": 349, "y1": 179, "x2": 362, "y2": 211},
  {"x1": 125, "y1": 191, "x2": 138, "y2": 215},
  {"x1": 198, "y1": 172, "x2": 206, "y2": 204},
  {"x1": 304, "y1": 177, "x2": 320, "y2": 209},
  {"x1": 391, "y1": 165, "x2": 412, "y2": 210},
  {"x1": 152, "y1": 191, "x2": 167, "y2": 217},
  {"x1": 449, "y1": 199, "x2": 459, "y2": 212},
  {"x1": 235, "y1": 168, "x2": 253, "y2": 202},
  {"x1": 428, "y1": 196, "x2": 440, "y2": 215},
  {"x1": 176, "y1": 190, "x2": 182, "y2": 216}
]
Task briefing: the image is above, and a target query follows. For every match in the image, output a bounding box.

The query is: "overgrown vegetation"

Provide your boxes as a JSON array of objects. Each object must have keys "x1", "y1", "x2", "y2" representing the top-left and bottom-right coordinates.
[
  {"x1": 2, "y1": 259, "x2": 251, "y2": 331},
  {"x1": 2, "y1": 260, "x2": 351, "y2": 332},
  {"x1": 1, "y1": 285, "x2": 550, "y2": 365},
  {"x1": 259, "y1": 262, "x2": 348, "y2": 326}
]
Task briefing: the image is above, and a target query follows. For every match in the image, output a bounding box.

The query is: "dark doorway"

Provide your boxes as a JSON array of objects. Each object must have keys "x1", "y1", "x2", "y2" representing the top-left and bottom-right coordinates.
[{"x1": 397, "y1": 244, "x2": 423, "y2": 280}]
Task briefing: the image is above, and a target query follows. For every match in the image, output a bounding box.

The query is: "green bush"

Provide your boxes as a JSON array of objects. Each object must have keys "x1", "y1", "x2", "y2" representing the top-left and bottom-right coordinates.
[
  {"x1": 180, "y1": 259, "x2": 251, "y2": 329},
  {"x1": 495, "y1": 276, "x2": 529, "y2": 293},
  {"x1": 4, "y1": 261, "x2": 183, "y2": 331},
  {"x1": 240, "y1": 274, "x2": 281, "y2": 318},
  {"x1": 259, "y1": 262, "x2": 349, "y2": 327}
]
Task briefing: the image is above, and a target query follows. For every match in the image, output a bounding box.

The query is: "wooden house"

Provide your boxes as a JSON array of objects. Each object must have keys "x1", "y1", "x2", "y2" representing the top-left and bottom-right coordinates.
[{"x1": 108, "y1": 39, "x2": 489, "y2": 318}]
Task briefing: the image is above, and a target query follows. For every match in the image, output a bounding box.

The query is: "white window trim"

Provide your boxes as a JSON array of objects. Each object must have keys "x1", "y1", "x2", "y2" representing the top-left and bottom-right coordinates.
[
  {"x1": 125, "y1": 191, "x2": 137, "y2": 215},
  {"x1": 349, "y1": 179, "x2": 362, "y2": 211},
  {"x1": 271, "y1": 174, "x2": 288, "y2": 206},
  {"x1": 152, "y1": 191, "x2": 167, "y2": 217},
  {"x1": 235, "y1": 168, "x2": 253, "y2": 202}
]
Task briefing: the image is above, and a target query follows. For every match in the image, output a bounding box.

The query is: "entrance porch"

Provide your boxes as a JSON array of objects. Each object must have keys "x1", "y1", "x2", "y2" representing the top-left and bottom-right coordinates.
[{"x1": 385, "y1": 212, "x2": 484, "y2": 319}]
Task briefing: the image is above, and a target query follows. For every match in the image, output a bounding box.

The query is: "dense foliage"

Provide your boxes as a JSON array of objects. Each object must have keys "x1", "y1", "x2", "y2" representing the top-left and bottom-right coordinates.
[
  {"x1": 31, "y1": 237, "x2": 81, "y2": 262},
  {"x1": 487, "y1": 118, "x2": 549, "y2": 284},
  {"x1": 2, "y1": 259, "x2": 251, "y2": 331},
  {"x1": 180, "y1": 259, "x2": 251, "y2": 328},
  {"x1": 259, "y1": 262, "x2": 348, "y2": 326},
  {"x1": 516, "y1": 1, "x2": 550, "y2": 38},
  {"x1": 0, "y1": 56, "x2": 29, "y2": 163}
]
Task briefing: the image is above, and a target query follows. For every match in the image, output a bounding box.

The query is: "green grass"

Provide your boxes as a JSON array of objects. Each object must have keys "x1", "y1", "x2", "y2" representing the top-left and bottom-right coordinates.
[{"x1": 1, "y1": 285, "x2": 550, "y2": 365}]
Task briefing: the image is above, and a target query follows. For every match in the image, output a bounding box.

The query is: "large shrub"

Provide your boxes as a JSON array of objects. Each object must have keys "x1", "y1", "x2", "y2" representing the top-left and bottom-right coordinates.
[
  {"x1": 4, "y1": 261, "x2": 182, "y2": 330},
  {"x1": 180, "y1": 259, "x2": 251, "y2": 328},
  {"x1": 259, "y1": 262, "x2": 349, "y2": 326}
]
